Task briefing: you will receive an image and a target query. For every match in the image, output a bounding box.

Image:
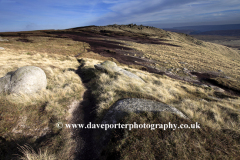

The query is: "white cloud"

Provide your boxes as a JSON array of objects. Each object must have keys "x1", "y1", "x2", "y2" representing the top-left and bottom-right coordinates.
[{"x1": 89, "y1": 0, "x2": 240, "y2": 26}]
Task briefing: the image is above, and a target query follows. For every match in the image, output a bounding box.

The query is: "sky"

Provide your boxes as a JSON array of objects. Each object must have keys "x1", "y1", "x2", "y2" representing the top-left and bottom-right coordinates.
[{"x1": 0, "y1": 0, "x2": 240, "y2": 32}]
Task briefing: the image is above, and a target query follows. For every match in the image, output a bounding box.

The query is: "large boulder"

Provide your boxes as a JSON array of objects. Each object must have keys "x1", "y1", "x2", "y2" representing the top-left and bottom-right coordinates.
[
  {"x1": 102, "y1": 98, "x2": 189, "y2": 124},
  {"x1": 94, "y1": 98, "x2": 190, "y2": 158},
  {"x1": 94, "y1": 61, "x2": 145, "y2": 83},
  {"x1": 0, "y1": 66, "x2": 47, "y2": 95}
]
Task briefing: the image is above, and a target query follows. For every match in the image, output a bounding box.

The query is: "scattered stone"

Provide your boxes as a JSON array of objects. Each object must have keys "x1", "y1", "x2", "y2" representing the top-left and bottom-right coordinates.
[
  {"x1": 0, "y1": 66, "x2": 47, "y2": 95},
  {"x1": 179, "y1": 62, "x2": 186, "y2": 64},
  {"x1": 208, "y1": 96, "x2": 221, "y2": 101},
  {"x1": 200, "y1": 84, "x2": 209, "y2": 88},
  {"x1": 0, "y1": 37, "x2": 9, "y2": 42},
  {"x1": 223, "y1": 76, "x2": 230, "y2": 79},
  {"x1": 209, "y1": 85, "x2": 225, "y2": 92},
  {"x1": 183, "y1": 68, "x2": 188, "y2": 71},
  {"x1": 190, "y1": 75, "x2": 198, "y2": 78},
  {"x1": 11, "y1": 116, "x2": 27, "y2": 134},
  {"x1": 218, "y1": 70, "x2": 223, "y2": 72},
  {"x1": 200, "y1": 99, "x2": 208, "y2": 103},
  {"x1": 166, "y1": 71, "x2": 173, "y2": 74},
  {"x1": 94, "y1": 61, "x2": 145, "y2": 83},
  {"x1": 0, "y1": 47, "x2": 5, "y2": 50}
]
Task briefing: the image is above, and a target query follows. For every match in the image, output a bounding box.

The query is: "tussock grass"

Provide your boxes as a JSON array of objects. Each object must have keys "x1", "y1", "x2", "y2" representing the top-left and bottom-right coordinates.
[
  {"x1": 101, "y1": 111, "x2": 240, "y2": 160},
  {"x1": 0, "y1": 35, "x2": 90, "y2": 57},
  {"x1": 1, "y1": 26, "x2": 240, "y2": 159},
  {"x1": 0, "y1": 48, "x2": 85, "y2": 159},
  {"x1": 172, "y1": 99, "x2": 240, "y2": 131},
  {"x1": 207, "y1": 77, "x2": 240, "y2": 93},
  {"x1": 106, "y1": 29, "x2": 240, "y2": 80},
  {"x1": 17, "y1": 144, "x2": 56, "y2": 160},
  {"x1": 79, "y1": 57, "x2": 240, "y2": 159},
  {"x1": 79, "y1": 58, "x2": 220, "y2": 122}
]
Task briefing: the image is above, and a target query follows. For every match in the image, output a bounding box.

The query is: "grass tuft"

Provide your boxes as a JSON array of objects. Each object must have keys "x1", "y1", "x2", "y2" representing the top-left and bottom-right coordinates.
[{"x1": 18, "y1": 144, "x2": 56, "y2": 160}]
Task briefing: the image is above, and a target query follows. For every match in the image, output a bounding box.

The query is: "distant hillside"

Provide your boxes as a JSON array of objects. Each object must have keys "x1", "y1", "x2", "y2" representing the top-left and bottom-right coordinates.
[
  {"x1": 191, "y1": 29, "x2": 240, "y2": 36},
  {"x1": 163, "y1": 24, "x2": 240, "y2": 36},
  {"x1": 168, "y1": 24, "x2": 240, "y2": 32}
]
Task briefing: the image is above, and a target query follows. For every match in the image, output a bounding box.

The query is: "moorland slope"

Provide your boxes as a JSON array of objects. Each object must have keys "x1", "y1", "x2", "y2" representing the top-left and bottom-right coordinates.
[{"x1": 0, "y1": 24, "x2": 240, "y2": 160}]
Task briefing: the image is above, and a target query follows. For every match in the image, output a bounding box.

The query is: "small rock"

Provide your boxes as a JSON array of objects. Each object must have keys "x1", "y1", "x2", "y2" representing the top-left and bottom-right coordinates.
[
  {"x1": 166, "y1": 71, "x2": 173, "y2": 74},
  {"x1": 223, "y1": 76, "x2": 230, "y2": 79},
  {"x1": 218, "y1": 70, "x2": 223, "y2": 72},
  {"x1": 211, "y1": 86, "x2": 225, "y2": 92},
  {"x1": 200, "y1": 84, "x2": 209, "y2": 88},
  {"x1": 94, "y1": 61, "x2": 145, "y2": 83},
  {"x1": 179, "y1": 62, "x2": 186, "y2": 64},
  {"x1": 0, "y1": 37, "x2": 9, "y2": 42},
  {"x1": 208, "y1": 96, "x2": 221, "y2": 101},
  {"x1": 190, "y1": 74, "x2": 197, "y2": 78},
  {"x1": 200, "y1": 99, "x2": 208, "y2": 103},
  {"x1": 0, "y1": 47, "x2": 5, "y2": 50}
]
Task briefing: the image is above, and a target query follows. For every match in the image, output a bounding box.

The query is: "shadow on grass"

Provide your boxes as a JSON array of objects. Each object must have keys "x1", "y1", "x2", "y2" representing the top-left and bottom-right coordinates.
[
  {"x1": 0, "y1": 130, "x2": 61, "y2": 160},
  {"x1": 100, "y1": 111, "x2": 240, "y2": 160}
]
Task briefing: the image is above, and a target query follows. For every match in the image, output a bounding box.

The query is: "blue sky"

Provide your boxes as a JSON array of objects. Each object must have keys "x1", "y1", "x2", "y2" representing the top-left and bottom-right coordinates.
[{"x1": 0, "y1": 0, "x2": 240, "y2": 32}]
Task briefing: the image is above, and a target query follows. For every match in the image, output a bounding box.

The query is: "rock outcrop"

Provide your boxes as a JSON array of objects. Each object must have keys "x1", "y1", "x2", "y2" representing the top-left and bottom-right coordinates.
[
  {"x1": 94, "y1": 61, "x2": 145, "y2": 83},
  {"x1": 102, "y1": 98, "x2": 189, "y2": 124},
  {"x1": 0, "y1": 66, "x2": 47, "y2": 95}
]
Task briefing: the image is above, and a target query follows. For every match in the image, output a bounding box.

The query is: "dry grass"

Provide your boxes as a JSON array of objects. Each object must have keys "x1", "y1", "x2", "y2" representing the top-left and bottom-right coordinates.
[
  {"x1": 192, "y1": 35, "x2": 240, "y2": 50},
  {"x1": 0, "y1": 34, "x2": 90, "y2": 57},
  {"x1": 79, "y1": 58, "x2": 240, "y2": 128},
  {"x1": 0, "y1": 48, "x2": 85, "y2": 159},
  {"x1": 101, "y1": 111, "x2": 240, "y2": 160},
  {"x1": 88, "y1": 25, "x2": 240, "y2": 80},
  {"x1": 17, "y1": 144, "x2": 56, "y2": 160},
  {"x1": 120, "y1": 38, "x2": 240, "y2": 79},
  {"x1": 1, "y1": 26, "x2": 240, "y2": 159},
  {"x1": 78, "y1": 57, "x2": 240, "y2": 159}
]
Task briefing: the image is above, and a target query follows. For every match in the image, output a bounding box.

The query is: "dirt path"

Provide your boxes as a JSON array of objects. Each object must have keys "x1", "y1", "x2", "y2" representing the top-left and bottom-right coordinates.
[
  {"x1": 72, "y1": 87, "x2": 98, "y2": 160},
  {"x1": 70, "y1": 84, "x2": 99, "y2": 160},
  {"x1": 70, "y1": 60, "x2": 100, "y2": 160}
]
